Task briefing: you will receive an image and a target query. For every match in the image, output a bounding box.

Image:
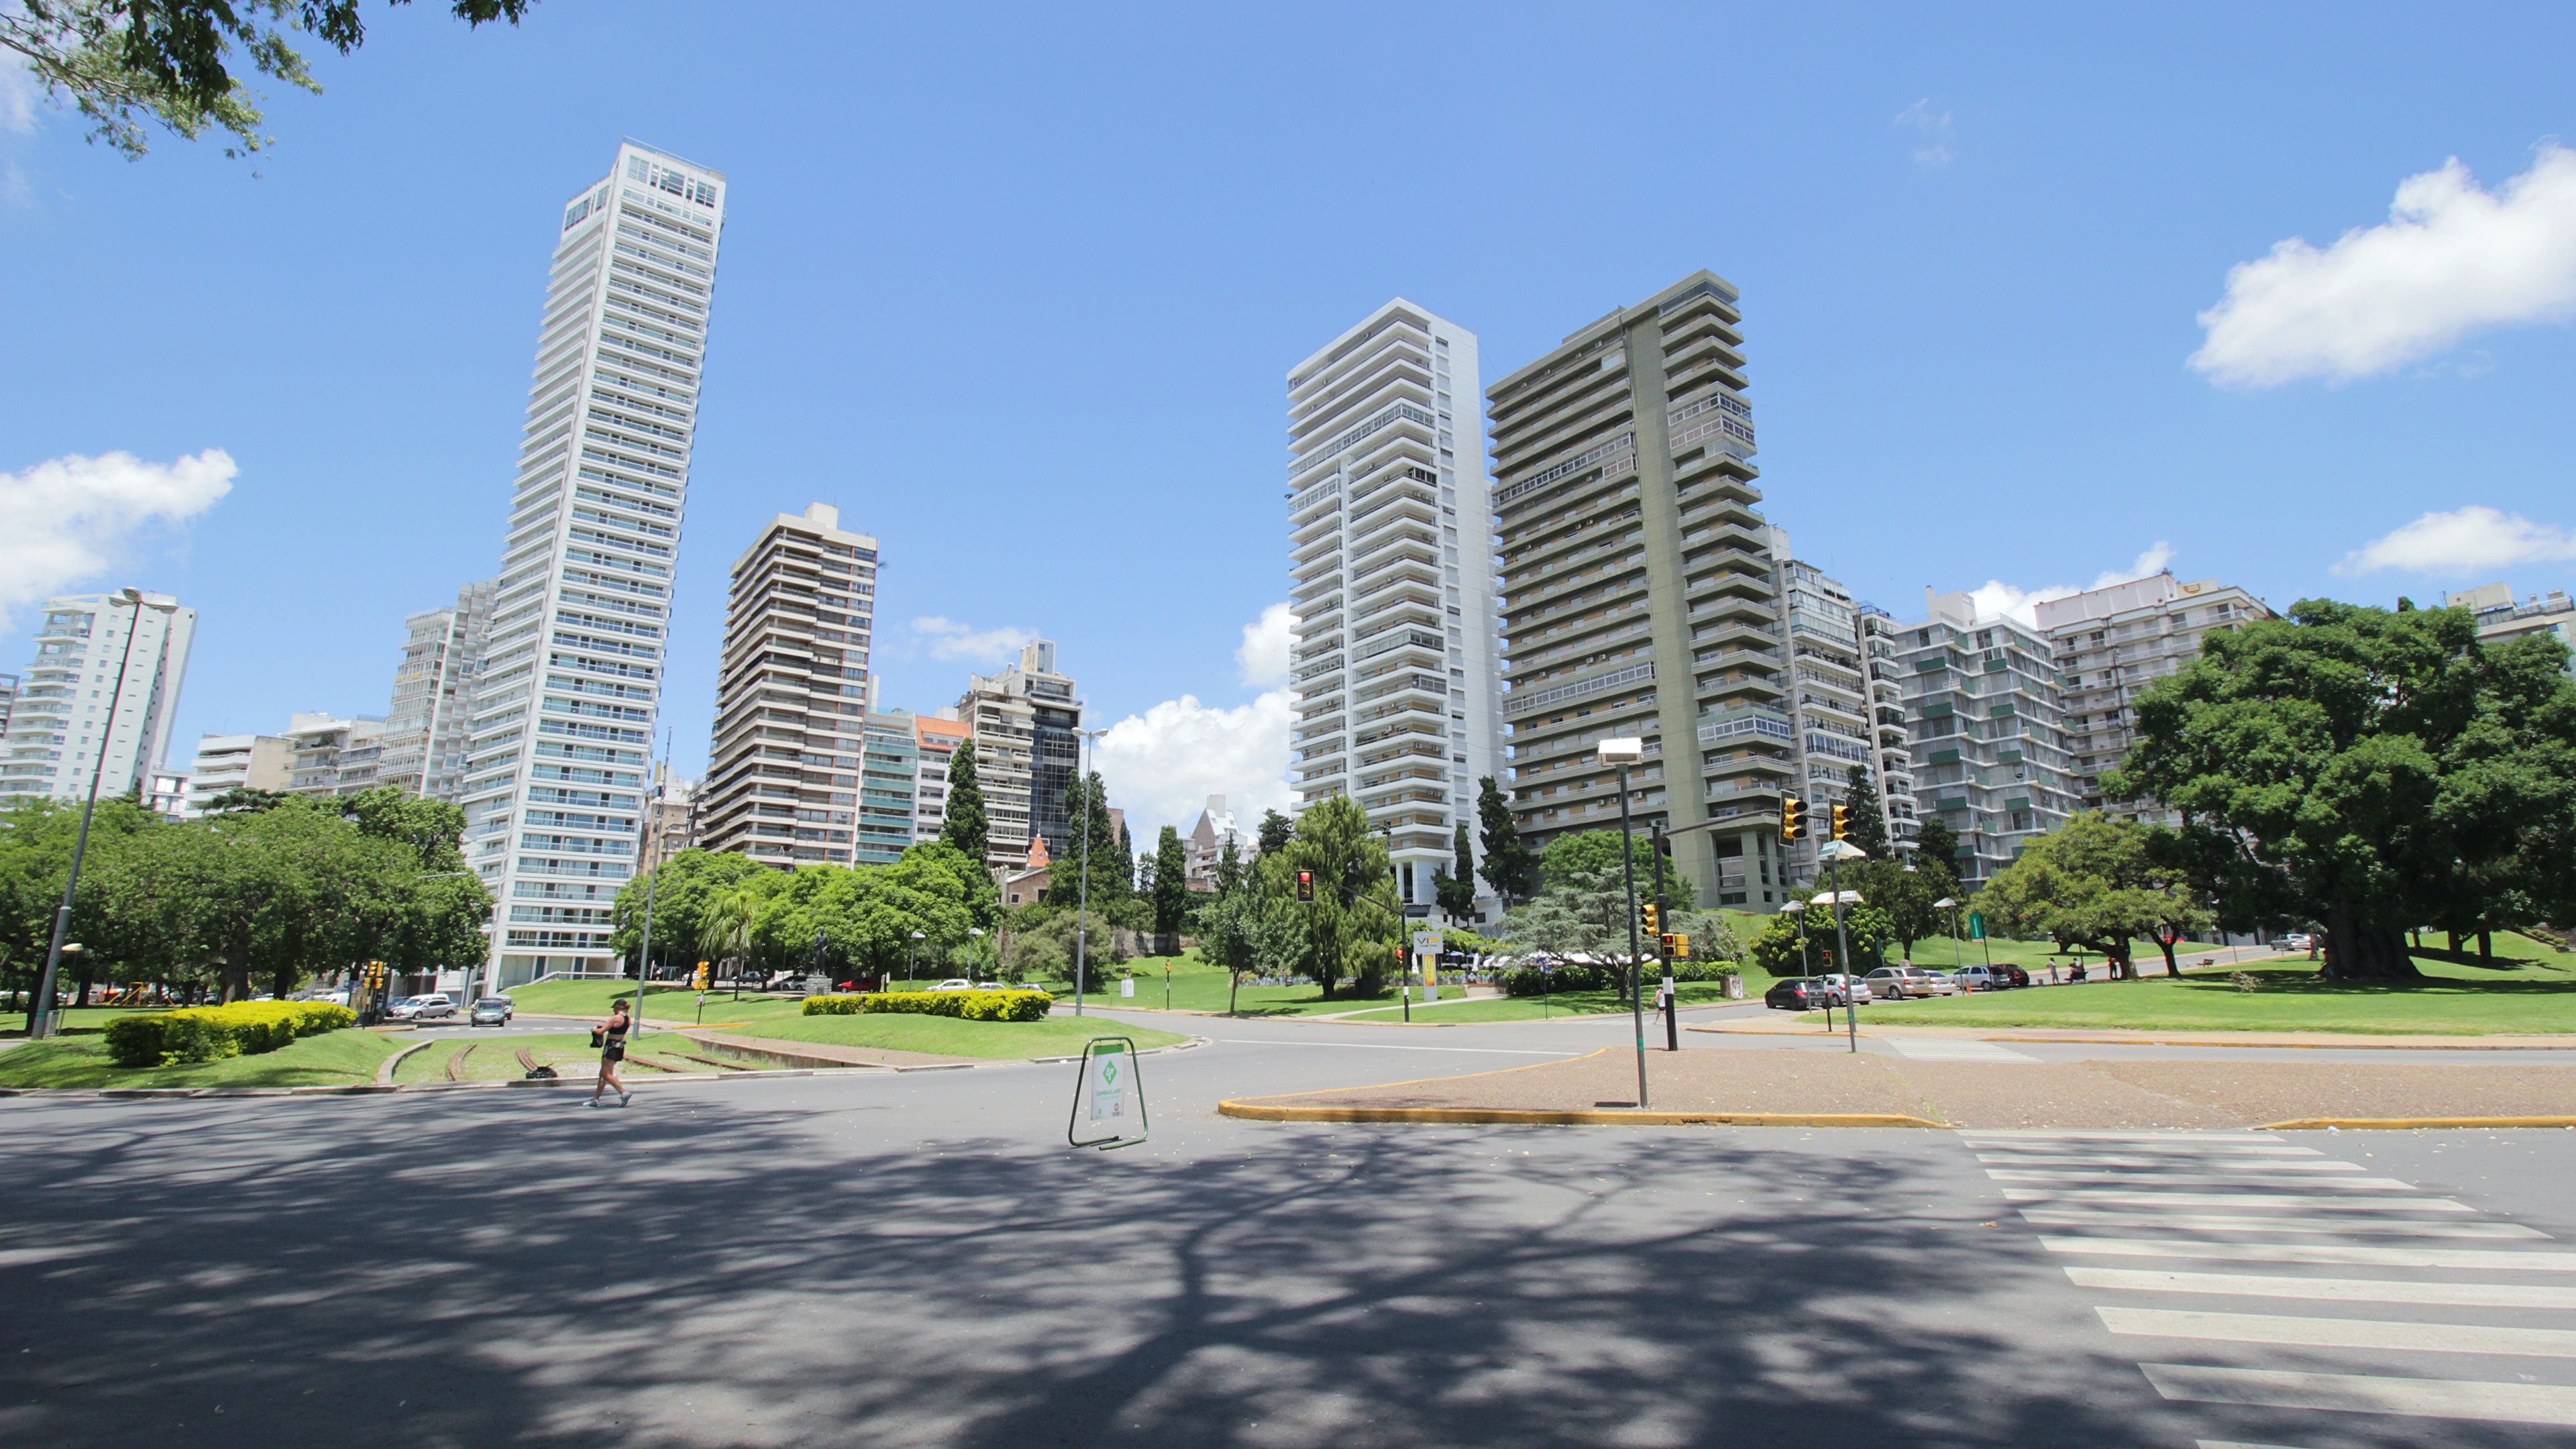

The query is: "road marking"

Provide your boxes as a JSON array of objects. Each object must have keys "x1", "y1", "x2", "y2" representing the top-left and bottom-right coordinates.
[
  {"x1": 2019, "y1": 1210, "x2": 2544, "y2": 1238},
  {"x1": 1966, "y1": 1131, "x2": 2289, "y2": 1143},
  {"x1": 1213, "y1": 1040, "x2": 1580, "y2": 1057},
  {"x1": 2106, "y1": 1305, "x2": 2576, "y2": 1358},
  {"x1": 2041, "y1": 1236, "x2": 2576, "y2": 1269},
  {"x1": 1990, "y1": 1171, "x2": 2417, "y2": 1189},
  {"x1": 1978, "y1": 1150, "x2": 2349, "y2": 1160},
  {"x1": 2141, "y1": 1364, "x2": 2576, "y2": 1426},
  {"x1": 2070, "y1": 1267, "x2": 2576, "y2": 1309},
  {"x1": 1882, "y1": 1038, "x2": 2038, "y2": 1062},
  {"x1": 2004, "y1": 1189, "x2": 2471, "y2": 1210}
]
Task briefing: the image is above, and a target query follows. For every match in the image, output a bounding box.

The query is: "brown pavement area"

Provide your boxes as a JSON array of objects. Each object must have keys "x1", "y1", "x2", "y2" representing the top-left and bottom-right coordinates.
[
  {"x1": 1696, "y1": 1018, "x2": 2576, "y2": 1049},
  {"x1": 1226, "y1": 1045, "x2": 2576, "y2": 1128}
]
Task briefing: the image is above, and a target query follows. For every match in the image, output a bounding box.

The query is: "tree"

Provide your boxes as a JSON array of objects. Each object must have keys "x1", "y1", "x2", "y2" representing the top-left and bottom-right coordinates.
[
  {"x1": 1195, "y1": 885, "x2": 1299, "y2": 1012},
  {"x1": 1150, "y1": 825, "x2": 1190, "y2": 935},
  {"x1": 1850, "y1": 852, "x2": 1955, "y2": 961},
  {"x1": 699, "y1": 885, "x2": 763, "y2": 982},
  {"x1": 1475, "y1": 776, "x2": 1531, "y2": 906},
  {"x1": 2110, "y1": 598, "x2": 2576, "y2": 981},
  {"x1": 1839, "y1": 764, "x2": 1891, "y2": 861},
  {"x1": 1432, "y1": 819, "x2": 1477, "y2": 918},
  {"x1": 1257, "y1": 808, "x2": 1295, "y2": 857},
  {"x1": 1497, "y1": 863, "x2": 1632, "y2": 963},
  {"x1": 1912, "y1": 816, "x2": 1964, "y2": 879},
  {"x1": 1045, "y1": 771, "x2": 1123, "y2": 908},
  {"x1": 1214, "y1": 835, "x2": 1246, "y2": 896},
  {"x1": 1538, "y1": 829, "x2": 1694, "y2": 911},
  {"x1": 941, "y1": 739, "x2": 989, "y2": 865},
  {"x1": 1265, "y1": 794, "x2": 1401, "y2": 998},
  {"x1": 610, "y1": 847, "x2": 769, "y2": 974},
  {"x1": 3, "y1": 0, "x2": 533, "y2": 161},
  {"x1": 1976, "y1": 814, "x2": 2204, "y2": 979}
]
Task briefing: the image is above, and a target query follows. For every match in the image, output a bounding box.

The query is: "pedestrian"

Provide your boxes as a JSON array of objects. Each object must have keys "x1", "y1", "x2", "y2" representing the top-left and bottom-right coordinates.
[{"x1": 588, "y1": 996, "x2": 633, "y2": 1107}]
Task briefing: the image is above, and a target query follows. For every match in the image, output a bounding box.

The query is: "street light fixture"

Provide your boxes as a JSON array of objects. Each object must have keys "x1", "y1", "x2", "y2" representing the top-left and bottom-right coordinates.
[
  {"x1": 28, "y1": 587, "x2": 178, "y2": 1038},
  {"x1": 969, "y1": 926, "x2": 989, "y2": 981},
  {"x1": 1595, "y1": 737, "x2": 1649, "y2": 1108},
  {"x1": 1935, "y1": 896, "x2": 1961, "y2": 969},
  {"x1": 1071, "y1": 725, "x2": 1110, "y2": 1017},
  {"x1": 1817, "y1": 838, "x2": 1868, "y2": 1053},
  {"x1": 907, "y1": 930, "x2": 926, "y2": 987}
]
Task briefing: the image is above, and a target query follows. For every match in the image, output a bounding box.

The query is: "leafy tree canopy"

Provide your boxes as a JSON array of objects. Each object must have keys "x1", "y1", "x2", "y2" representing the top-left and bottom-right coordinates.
[
  {"x1": 1474, "y1": 776, "x2": 1531, "y2": 906},
  {"x1": 2110, "y1": 598, "x2": 2576, "y2": 980},
  {"x1": 1974, "y1": 813, "x2": 2207, "y2": 979}
]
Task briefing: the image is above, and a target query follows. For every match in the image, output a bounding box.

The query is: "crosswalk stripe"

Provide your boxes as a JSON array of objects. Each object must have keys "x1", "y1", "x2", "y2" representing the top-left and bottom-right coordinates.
[
  {"x1": 2020, "y1": 1210, "x2": 2546, "y2": 1238},
  {"x1": 1978, "y1": 1153, "x2": 2349, "y2": 1169},
  {"x1": 1883, "y1": 1039, "x2": 2038, "y2": 1061},
  {"x1": 2196, "y1": 1440, "x2": 2306, "y2": 1449},
  {"x1": 2104, "y1": 1305, "x2": 2576, "y2": 1357},
  {"x1": 2041, "y1": 1236, "x2": 2576, "y2": 1269},
  {"x1": 2068, "y1": 1267, "x2": 2576, "y2": 1309},
  {"x1": 1989, "y1": 1171, "x2": 2420, "y2": 1189},
  {"x1": 2142, "y1": 1363, "x2": 2576, "y2": 1426},
  {"x1": 2004, "y1": 1189, "x2": 2470, "y2": 1210},
  {"x1": 1970, "y1": 1140, "x2": 2324, "y2": 1156}
]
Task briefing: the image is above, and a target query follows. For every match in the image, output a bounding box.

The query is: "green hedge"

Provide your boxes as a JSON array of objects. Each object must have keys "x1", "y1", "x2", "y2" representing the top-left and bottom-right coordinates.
[
  {"x1": 802, "y1": 989, "x2": 1054, "y2": 1023},
  {"x1": 104, "y1": 1001, "x2": 359, "y2": 1067},
  {"x1": 1500, "y1": 959, "x2": 1739, "y2": 997}
]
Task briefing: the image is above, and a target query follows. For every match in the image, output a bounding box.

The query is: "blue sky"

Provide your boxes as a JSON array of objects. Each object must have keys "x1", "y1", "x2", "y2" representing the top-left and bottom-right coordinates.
[{"x1": 5, "y1": 1, "x2": 2573, "y2": 840}]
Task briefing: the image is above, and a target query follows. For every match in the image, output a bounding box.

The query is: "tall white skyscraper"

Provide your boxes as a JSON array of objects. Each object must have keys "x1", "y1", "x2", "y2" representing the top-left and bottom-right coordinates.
[
  {"x1": 465, "y1": 142, "x2": 725, "y2": 991},
  {"x1": 378, "y1": 578, "x2": 496, "y2": 803},
  {"x1": 1285, "y1": 301, "x2": 1506, "y2": 924},
  {"x1": 0, "y1": 594, "x2": 197, "y2": 805}
]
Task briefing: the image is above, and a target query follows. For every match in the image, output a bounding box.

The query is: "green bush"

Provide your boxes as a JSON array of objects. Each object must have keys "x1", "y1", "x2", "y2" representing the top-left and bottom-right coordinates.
[
  {"x1": 802, "y1": 989, "x2": 1054, "y2": 1023},
  {"x1": 104, "y1": 1001, "x2": 358, "y2": 1067},
  {"x1": 1499, "y1": 959, "x2": 1737, "y2": 996}
]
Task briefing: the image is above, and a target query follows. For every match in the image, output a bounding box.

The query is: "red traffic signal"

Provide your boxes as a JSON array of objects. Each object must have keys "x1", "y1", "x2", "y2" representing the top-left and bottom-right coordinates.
[{"x1": 1295, "y1": 869, "x2": 1316, "y2": 902}]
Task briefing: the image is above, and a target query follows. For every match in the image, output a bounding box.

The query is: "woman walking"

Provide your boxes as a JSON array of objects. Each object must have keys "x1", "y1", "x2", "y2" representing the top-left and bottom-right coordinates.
[{"x1": 589, "y1": 997, "x2": 633, "y2": 1107}]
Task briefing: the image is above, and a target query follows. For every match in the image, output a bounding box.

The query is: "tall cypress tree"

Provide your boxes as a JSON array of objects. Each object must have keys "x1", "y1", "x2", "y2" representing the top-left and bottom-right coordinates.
[
  {"x1": 1257, "y1": 808, "x2": 1295, "y2": 857},
  {"x1": 1475, "y1": 776, "x2": 1532, "y2": 906},
  {"x1": 1046, "y1": 771, "x2": 1124, "y2": 907},
  {"x1": 1152, "y1": 825, "x2": 1191, "y2": 934},
  {"x1": 942, "y1": 740, "x2": 988, "y2": 865},
  {"x1": 1116, "y1": 819, "x2": 1136, "y2": 895},
  {"x1": 1841, "y1": 763, "x2": 1892, "y2": 860}
]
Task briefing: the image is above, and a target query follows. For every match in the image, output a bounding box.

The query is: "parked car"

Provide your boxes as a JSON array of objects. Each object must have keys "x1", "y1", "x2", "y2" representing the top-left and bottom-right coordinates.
[
  {"x1": 389, "y1": 993, "x2": 456, "y2": 1021},
  {"x1": 1921, "y1": 971, "x2": 1964, "y2": 996},
  {"x1": 1813, "y1": 973, "x2": 1868, "y2": 1004},
  {"x1": 1863, "y1": 967, "x2": 1941, "y2": 1000},
  {"x1": 1954, "y1": 965, "x2": 2027, "y2": 991},
  {"x1": 927, "y1": 979, "x2": 975, "y2": 992},
  {"x1": 469, "y1": 997, "x2": 514, "y2": 1026},
  {"x1": 1764, "y1": 978, "x2": 1841, "y2": 1010}
]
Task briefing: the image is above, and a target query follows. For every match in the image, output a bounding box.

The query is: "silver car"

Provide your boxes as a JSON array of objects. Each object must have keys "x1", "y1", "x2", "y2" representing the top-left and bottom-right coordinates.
[{"x1": 1863, "y1": 967, "x2": 1940, "y2": 1000}]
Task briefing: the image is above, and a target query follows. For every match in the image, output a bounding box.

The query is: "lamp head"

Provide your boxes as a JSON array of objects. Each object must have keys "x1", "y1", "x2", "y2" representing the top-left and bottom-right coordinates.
[
  {"x1": 1595, "y1": 737, "x2": 1644, "y2": 765},
  {"x1": 1934, "y1": 897, "x2": 1956, "y2": 909}
]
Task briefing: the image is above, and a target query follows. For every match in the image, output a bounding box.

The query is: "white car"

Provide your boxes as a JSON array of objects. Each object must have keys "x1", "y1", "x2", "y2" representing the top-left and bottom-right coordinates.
[
  {"x1": 1921, "y1": 971, "x2": 1964, "y2": 996},
  {"x1": 927, "y1": 979, "x2": 975, "y2": 993},
  {"x1": 388, "y1": 993, "x2": 457, "y2": 1021},
  {"x1": 1812, "y1": 973, "x2": 1869, "y2": 1005}
]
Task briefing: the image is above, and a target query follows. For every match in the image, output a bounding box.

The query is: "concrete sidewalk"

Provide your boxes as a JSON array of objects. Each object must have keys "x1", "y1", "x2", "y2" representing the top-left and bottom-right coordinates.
[
  {"x1": 1696, "y1": 1017, "x2": 2576, "y2": 1050},
  {"x1": 1222, "y1": 1045, "x2": 2576, "y2": 1129}
]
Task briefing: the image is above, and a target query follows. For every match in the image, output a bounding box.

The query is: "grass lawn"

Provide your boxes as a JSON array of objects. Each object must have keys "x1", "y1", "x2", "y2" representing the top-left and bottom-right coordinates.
[
  {"x1": 1795, "y1": 953, "x2": 2576, "y2": 1036},
  {"x1": 735, "y1": 1013, "x2": 1185, "y2": 1059},
  {"x1": 0, "y1": 1005, "x2": 183, "y2": 1039},
  {"x1": 0, "y1": 1028, "x2": 398, "y2": 1089},
  {"x1": 1028, "y1": 961, "x2": 1471, "y2": 1018}
]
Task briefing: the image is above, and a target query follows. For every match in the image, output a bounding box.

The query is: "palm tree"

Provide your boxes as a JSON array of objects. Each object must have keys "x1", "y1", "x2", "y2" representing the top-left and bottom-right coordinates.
[{"x1": 701, "y1": 886, "x2": 761, "y2": 989}]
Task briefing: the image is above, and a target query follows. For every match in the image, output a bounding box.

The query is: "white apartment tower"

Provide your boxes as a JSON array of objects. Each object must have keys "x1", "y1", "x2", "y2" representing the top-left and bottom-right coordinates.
[
  {"x1": 465, "y1": 142, "x2": 724, "y2": 991},
  {"x1": 379, "y1": 578, "x2": 496, "y2": 802},
  {"x1": 0, "y1": 594, "x2": 197, "y2": 804},
  {"x1": 1285, "y1": 301, "x2": 1505, "y2": 922}
]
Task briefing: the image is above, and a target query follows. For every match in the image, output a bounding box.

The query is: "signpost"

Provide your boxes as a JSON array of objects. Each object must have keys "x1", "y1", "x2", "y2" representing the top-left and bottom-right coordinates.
[
  {"x1": 1411, "y1": 931, "x2": 1442, "y2": 1004},
  {"x1": 1067, "y1": 1037, "x2": 1149, "y2": 1150}
]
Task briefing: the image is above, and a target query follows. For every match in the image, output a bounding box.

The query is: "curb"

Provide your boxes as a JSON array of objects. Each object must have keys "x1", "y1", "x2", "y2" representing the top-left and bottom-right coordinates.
[
  {"x1": 2260, "y1": 1116, "x2": 2576, "y2": 1130},
  {"x1": 1217, "y1": 1101, "x2": 1945, "y2": 1129},
  {"x1": 376, "y1": 1038, "x2": 435, "y2": 1085}
]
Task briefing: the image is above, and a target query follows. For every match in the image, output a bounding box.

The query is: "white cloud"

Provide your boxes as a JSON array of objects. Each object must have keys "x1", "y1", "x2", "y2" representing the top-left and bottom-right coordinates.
[
  {"x1": 1093, "y1": 689, "x2": 1295, "y2": 845},
  {"x1": 0, "y1": 52, "x2": 40, "y2": 136},
  {"x1": 1893, "y1": 99, "x2": 1955, "y2": 168},
  {"x1": 909, "y1": 616, "x2": 1035, "y2": 663},
  {"x1": 1236, "y1": 601, "x2": 1292, "y2": 688},
  {"x1": 2334, "y1": 506, "x2": 2576, "y2": 577},
  {"x1": 0, "y1": 449, "x2": 235, "y2": 631},
  {"x1": 2191, "y1": 143, "x2": 2576, "y2": 386},
  {"x1": 1964, "y1": 543, "x2": 2176, "y2": 627}
]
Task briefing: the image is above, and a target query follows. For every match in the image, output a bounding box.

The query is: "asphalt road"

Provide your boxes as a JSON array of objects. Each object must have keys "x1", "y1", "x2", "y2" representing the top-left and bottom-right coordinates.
[{"x1": 2, "y1": 1007, "x2": 2571, "y2": 1448}]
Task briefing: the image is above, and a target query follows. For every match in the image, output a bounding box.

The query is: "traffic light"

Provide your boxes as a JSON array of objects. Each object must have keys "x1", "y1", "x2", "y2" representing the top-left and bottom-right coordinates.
[
  {"x1": 1295, "y1": 869, "x2": 1316, "y2": 903},
  {"x1": 1670, "y1": 932, "x2": 1691, "y2": 960},
  {"x1": 1782, "y1": 797, "x2": 1807, "y2": 842},
  {"x1": 691, "y1": 962, "x2": 711, "y2": 990},
  {"x1": 1642, "y1": 904, "x2": 1660, "y2": 936},
  {"x1": 1830, "y1": 802, "x2": 1851, "y2": 842}
]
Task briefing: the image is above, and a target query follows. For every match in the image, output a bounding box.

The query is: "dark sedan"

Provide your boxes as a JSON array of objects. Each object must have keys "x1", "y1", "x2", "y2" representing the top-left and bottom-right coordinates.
[{"x1": 1764, "y1": 978, "x2": 1845, "y2": 1010}]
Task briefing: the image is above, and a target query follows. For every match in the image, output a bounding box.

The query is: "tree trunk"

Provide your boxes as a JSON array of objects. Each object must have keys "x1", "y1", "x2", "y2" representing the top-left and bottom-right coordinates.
[
  {"x1": 2159, "y1": 936, "x2": 2180, "y2": 976},
  {"x1": 2479, "y1": 928, "x2": 2493, "y2": 965},
  {"x1": 2318, "y1": 897, "x2": 2421, "y2": 981}
]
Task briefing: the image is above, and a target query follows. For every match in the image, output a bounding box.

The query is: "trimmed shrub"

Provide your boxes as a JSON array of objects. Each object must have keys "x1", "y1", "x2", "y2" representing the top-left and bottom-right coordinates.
[
  {"x1": 802, "y1": 989, "x2": 1054, "y2": 1024},
  {"x1": 1499, "y1": 960, "x2": 1739, "y2": 996},
  {"x1": 104, "y1": 1001, "x2": 358, "y2": 1067}
]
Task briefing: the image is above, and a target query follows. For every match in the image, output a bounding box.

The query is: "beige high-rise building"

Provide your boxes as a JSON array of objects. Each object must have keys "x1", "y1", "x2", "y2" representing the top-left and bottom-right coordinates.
[
  {"x1": 2447, "y1": 582, "x2": 2574, "y2": 663},
  {"x1": 378, "y1": 578, "x2": 495, "y2": 802},
  {"x1": 2037, "y1": 572, "x2": 2275, "y2": 826},
  {"x1": 1488, "y1": 270, "x2": 1782, "y2": 906},
  {"x1": 958, "y1": 640, "x2": 1080, "y2": 876},
  {"x1": 698, "y1": 502, "x2": 879, "y2": 868}
]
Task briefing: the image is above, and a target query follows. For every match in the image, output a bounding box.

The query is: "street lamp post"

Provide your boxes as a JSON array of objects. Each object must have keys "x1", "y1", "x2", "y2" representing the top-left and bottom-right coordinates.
[
  {"x1": 1819, "y1": 839, "x2": 1868, "y2": 1053},
  {"x1": 28, "y1": 588, "x2": 177, "y2": 1038},
  {"x1": 968, "y1": 927, "x2": 987, "y2": 983},
  {"x1": 1935, "y1": 896, "x2": 1960, "y2": 969},
  {"x1": 1597, "y1": 738, "x2": 1648, "y2": 1109},
  {"x1": 1071, "y1": 726, "x2": 1108, "y2": 1018},
  {"x1": 907, "y1": 930, "x2": 925, "y2": 988}
]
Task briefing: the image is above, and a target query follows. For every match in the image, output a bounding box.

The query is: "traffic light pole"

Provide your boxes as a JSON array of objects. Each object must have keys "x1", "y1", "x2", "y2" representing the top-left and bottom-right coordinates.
[
  {"x1": 1615, "y1": 761, "x2": 1648, "y2": 1109},
  {"x1": 1652, "y1": 825, "x2": 1676, "y2": 1051},
  {"x1": 1830, "y1": 847, "x2": 1858, "y2": 1055}
]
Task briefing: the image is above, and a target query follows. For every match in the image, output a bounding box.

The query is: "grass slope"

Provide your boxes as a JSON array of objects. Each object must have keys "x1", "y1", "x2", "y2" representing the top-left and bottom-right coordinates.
[
  {"x1": 736, "y1": 1014, "x2": 1184, "y2": 1058},
  {"x1": 1798, "y1": 955, "x2": 2576, "y2": 1036},
  {"x1": 0, "y1": 1028, "x2": 398, "y2": 1089},
  {"x1": 1335, "y1": 979, "x2": 1758, "y2": 1024}
]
